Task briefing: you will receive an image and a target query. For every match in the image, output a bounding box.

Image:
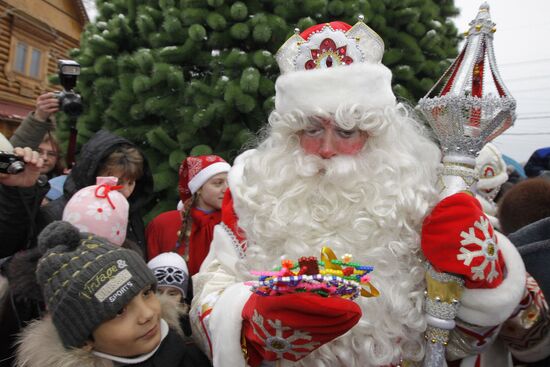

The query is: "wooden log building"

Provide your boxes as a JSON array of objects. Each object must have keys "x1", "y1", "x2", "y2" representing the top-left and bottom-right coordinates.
[{"x1": 0, "y1": 0, "x2": 87, "y2": 138}]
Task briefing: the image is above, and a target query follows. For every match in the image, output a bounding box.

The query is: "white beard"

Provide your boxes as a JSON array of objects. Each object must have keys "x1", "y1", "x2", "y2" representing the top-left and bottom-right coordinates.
[{"x1": 230, "y1": 105, "x2": 442, "y2": 366}]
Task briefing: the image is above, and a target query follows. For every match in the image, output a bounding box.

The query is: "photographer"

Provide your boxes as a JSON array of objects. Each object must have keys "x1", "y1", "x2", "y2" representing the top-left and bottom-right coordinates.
[
  {"x1": 10, "y1": 92, "x2": 59, "y2": 151},
  {"x1": 0, "y1": 146, "x2": 48, "y2": 257},
  {"x1": 0, "y1": 144, "x2": 49, "y2": 365}
]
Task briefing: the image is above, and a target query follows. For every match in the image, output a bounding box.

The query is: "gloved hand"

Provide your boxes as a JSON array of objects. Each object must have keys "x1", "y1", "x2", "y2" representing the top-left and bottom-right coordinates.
[
  {"x1": 421, "y1": 192, "x2": 506, "y2": 289},
  {"x1": 241, "y1": 292, "x2": 362, "y2": 367}
]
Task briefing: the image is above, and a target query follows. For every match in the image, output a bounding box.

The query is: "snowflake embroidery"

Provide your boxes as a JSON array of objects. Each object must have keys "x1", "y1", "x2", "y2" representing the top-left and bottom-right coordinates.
[
  {"x1": 86, "y1": 202, "x2": 112, "y2": 221},
  {"x1": 251, "y1": 310, "x2": 320, "y2": 361},
  {"x1": 457, "y1": 215, "x2": 500, "y2": 283},
  {"x1": 187, "y1": 157, "x2": 203, "y2": 178}
]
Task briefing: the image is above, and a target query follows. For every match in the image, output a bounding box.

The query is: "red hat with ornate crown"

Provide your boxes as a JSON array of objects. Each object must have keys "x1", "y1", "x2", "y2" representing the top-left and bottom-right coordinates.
[{"x1": 274, "y1": 19, "x2": 396, "y2": 115}]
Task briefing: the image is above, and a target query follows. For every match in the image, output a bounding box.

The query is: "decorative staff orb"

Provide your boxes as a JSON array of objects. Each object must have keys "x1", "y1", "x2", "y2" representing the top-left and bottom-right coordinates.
[{"x1": 417, "y1": 2, "x2": 516, "y2": 158}]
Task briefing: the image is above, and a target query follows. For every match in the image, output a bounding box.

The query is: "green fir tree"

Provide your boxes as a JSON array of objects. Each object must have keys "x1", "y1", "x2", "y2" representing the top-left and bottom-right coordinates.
[{"x1": 60, "y1": 0, "x2": 460, "y2": 220}]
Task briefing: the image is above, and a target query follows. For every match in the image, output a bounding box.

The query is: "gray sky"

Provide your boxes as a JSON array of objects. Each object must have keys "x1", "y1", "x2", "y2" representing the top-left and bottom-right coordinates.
[
  {"x1": 453, "y1": 0, "x2": 550, "y2": 162},
  {"x1": 82, "y1": 1, "x2": 548, "y2": 162}
]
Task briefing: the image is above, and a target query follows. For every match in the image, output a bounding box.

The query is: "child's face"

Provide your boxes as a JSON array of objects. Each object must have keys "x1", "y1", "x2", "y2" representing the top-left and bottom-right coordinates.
[
  {"x1": 89, "y1": 286, "x2": 162, "y2": 357},
  {"x1": 117, "y1": 177, "x2": 136, "y2": 199},
  {"x1": 97, "y1": 168, "x2": 137, "y2": 199},
  {"x1": 157, "y1": 286, "x2": 183, "y2": 303},
  {"x1": 197, "y1": 172, "x2": 228, "y2": 211}
]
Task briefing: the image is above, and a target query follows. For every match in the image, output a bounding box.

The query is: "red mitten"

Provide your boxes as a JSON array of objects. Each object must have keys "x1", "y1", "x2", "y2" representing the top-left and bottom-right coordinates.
[
  {"x1": 241, "y1": 292, "x2": 361, "y2": 366},
  {"x1": 422, "y1": 192, "x2": 505, "y2": 289}
]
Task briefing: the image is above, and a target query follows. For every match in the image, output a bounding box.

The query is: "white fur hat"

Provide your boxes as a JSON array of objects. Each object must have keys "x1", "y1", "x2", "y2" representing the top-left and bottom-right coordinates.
[{"x1": 274, "y1": 21, "x2": 396, "y2": 115}]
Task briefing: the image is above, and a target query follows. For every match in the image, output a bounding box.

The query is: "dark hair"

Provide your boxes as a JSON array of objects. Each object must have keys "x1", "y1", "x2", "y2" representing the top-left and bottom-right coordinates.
[
  {"x1": 97, "y1": 145, "x2": 144, "y2": 181},
  {"x1": 498, "y1": 177, "x2": 550, "y2": 235}
]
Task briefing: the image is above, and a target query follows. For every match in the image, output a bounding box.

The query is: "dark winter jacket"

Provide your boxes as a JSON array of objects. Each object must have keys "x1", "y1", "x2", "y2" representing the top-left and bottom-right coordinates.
[
  {"x1": 524, "y1": 147, "x2": 550, "y2": 178},
  {"x1": 0, "y1": 247, "x2": 45, "y2": 366},
  {"x1": 0, "y1": 176, "x2": 49, "y2": 257},
  {"x1": 130, "y1": 329, "x2": 211, "y2": 367},
  {"x1": 39, "y1": 130, "x2": 154, "y2": 256},
  {"x1": 508, "y1": 217, "x2": 550, "y2": 367},
  {"x1": 508, "y1": 217, "x2": 550, "y2": 300},
  {"x1": 14, "y1": 296, "x2": 212, "y2": 367}
]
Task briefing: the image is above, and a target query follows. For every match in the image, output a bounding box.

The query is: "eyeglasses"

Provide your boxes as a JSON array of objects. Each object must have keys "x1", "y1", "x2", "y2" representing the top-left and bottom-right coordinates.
[{"x1": 37, "y1": 148, "x2": 59, "y2": 158}]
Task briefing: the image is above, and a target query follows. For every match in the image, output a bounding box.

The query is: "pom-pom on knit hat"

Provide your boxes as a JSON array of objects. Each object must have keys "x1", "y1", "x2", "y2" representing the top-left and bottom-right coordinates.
[
  {"x1": 147, "y1": 252, "x2": 189, "y2": 298},
  {"x1": 36, "y1": 221, "x2": 156, "y2": 349},
  {"x1": 62, "y1": 176, "x2": 129, "y2": 246},
  {"x1": 178, "y1": 155, "x2": 230, "y2": 202}
]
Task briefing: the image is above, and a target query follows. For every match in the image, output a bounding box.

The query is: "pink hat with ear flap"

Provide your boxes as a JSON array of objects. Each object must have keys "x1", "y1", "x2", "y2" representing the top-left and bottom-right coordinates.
[{"x1": 62, "y1": 176, "x2": 129, "y2": 245}]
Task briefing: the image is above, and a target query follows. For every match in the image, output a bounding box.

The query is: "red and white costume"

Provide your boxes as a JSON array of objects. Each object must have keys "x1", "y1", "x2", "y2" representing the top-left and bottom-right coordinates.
[{"x1": 189, "y1": 20, "x2": 550, "y2": 367}]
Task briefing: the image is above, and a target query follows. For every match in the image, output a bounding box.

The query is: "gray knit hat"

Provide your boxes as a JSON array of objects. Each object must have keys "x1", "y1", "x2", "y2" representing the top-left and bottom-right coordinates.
[{"x1": 36, "y1": 221, "x2": 157, "y2": 348}]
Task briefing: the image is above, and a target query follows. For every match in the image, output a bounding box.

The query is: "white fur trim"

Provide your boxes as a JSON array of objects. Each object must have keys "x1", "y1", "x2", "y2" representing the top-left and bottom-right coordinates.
[
  {"x1": 458, "y1": 232, "x2": 526, "y2": 326},
  {"x1": 476, "y1": 174, "x2": 507, "y2": 191},
  {"x1": 227, "y1": 150, "x2": 252, "y2": 193},
  {"x1": 275, "y1": 63, "x2": 396, "y2": 115},
  {"x1": 209, "y1": 283, "x2": 251, "y2": 367},
  {"x1": 200, "y1": 224, "x2": 242, "y2": 273},
  {"x1": 475, "y1": 143, "x2": 507, "y2": 191},
  {"x1": 188, "y1": 162, "x2": 231, "y2": 194}
]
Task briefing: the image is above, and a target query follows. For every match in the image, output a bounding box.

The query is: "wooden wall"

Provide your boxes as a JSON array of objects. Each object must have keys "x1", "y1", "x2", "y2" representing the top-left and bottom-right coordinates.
[{"x1": 0, "y1": 0, "x2": 85, "y2": 138}]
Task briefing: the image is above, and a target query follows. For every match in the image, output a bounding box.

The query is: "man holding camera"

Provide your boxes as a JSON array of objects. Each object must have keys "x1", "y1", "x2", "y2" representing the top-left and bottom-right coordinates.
[
  {"x1": 0, "y1": 147, "x2": 44, "y2": 187},
  {"x1": 0, "y1": 139, "x2": 48, "y2": 258},
  {"x1": 9, "y1": 92, "x2": 59, "y2": 151}
]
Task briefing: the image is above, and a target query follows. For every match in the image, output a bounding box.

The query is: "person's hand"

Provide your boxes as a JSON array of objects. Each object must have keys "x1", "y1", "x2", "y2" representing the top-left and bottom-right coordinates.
[
  {"x1": 0, "y1": 147, "x2": 43, "y2": 187},
  {"x1": 421, "y1": 192, "x2": 506, "y2": 289},
  {"x1": 241, "y1": 292, "x2": 362, "y2": 367},
  {"x1": 34, "y1": 92, "x2": 59, "y2": 122}
]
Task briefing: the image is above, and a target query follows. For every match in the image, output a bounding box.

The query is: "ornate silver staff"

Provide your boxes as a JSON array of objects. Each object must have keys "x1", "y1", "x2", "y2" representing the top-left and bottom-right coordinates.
[{"x1": 416, "y1": 3, "x2": 516, "y2": 366}]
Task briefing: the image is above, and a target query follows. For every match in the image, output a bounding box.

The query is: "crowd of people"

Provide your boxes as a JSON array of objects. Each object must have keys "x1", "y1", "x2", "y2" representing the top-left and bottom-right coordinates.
[{"x1": 0, "y1": 17, "x2": 549, "y2": 367}]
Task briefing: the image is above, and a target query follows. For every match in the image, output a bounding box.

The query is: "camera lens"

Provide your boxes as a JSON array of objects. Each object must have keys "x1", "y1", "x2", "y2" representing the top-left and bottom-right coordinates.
[
  {"x1": 60, "y1": 93, "x2": 83, "y2": 117},
  {"x1": 7, "y1": 160, "x2": 25, "y2": 174}
]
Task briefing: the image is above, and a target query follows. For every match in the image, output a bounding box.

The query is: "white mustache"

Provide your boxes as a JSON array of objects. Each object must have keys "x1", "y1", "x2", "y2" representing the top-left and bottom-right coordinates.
[{"x1": 294, "y1": 152, "x2": 361, "y2": 180}]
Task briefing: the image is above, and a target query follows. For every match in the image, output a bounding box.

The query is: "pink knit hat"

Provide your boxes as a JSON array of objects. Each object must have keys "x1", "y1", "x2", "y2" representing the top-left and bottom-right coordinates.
[{"x1": 62, "y1": 177, "x2": 129, "y2": 245}]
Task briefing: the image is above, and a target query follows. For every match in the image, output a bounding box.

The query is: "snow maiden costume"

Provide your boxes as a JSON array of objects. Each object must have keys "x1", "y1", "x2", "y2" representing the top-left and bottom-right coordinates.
[{"x1": 190, "y1": 7, "x2": 550, "y2": 367}]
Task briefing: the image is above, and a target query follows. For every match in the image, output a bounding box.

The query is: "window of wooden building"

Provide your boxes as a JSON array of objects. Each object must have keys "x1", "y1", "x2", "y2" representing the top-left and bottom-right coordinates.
[
  {"x1": 4, "y1": 9, "x2": 57, "y2": 95},
  {"x1": 10, "y1": 35, "x2": 48, "y2": 81}
]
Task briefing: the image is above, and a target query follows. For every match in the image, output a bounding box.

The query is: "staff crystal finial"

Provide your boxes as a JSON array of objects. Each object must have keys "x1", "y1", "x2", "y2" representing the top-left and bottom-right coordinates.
[{"x1": 417, "y1": 2, "x2": 516, "y2": 159}]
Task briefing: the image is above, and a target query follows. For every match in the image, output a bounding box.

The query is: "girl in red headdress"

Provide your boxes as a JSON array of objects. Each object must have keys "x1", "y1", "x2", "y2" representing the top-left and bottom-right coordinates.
[{"x1": 146, "y1": 155, "x2": 230, "y2": 276}]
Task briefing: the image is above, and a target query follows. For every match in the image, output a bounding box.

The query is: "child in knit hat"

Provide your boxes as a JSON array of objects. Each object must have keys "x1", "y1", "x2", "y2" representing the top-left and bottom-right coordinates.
[
  {"x1": 146, "y1": 155, "x2": 231, "y2": 276},
  {"x1": 148, "y1": 252, "x2": 192, "y2": 336},
  {"x1": 15, "y1": 221, "x2": 211, "y2": 367}
]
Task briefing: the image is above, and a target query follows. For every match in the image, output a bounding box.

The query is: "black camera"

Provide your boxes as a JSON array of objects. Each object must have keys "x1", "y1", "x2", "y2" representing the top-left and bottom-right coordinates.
[
  {"x1": 54, "y1": 60, "x2": 83, "y2": 117},
  {"x1": 0, "y1": 151, "x2": 25, "y2": 174}
]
